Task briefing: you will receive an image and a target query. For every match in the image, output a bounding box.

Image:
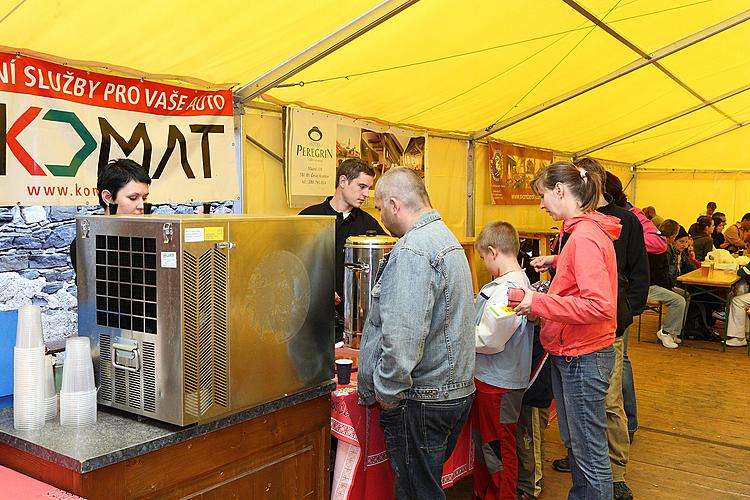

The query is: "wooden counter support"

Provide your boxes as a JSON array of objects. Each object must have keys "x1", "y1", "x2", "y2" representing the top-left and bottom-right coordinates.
[
  {"x1": 459, "y1": 238, "x2": 479, "y2": 295},
  {"x1": 0, "y1": 394, "x2": 331, "y2": 499},
  {"x1": 460, "y1": 227, "x2": 558, "y2": 288},
  {"x1": 516, "y1": 227, "x2": 558, "y2": 282}
]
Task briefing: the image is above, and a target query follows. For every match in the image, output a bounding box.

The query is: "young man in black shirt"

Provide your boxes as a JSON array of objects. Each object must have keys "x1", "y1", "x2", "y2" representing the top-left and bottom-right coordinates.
[{"x1": 299, "y1": 158, "x2": 385, "y2": 341}]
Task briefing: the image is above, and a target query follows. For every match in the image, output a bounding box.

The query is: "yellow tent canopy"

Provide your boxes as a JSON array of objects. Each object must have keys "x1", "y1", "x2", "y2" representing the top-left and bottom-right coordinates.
[{"x1": 2, "y1": 0, "x2": 749, "y2": 170}]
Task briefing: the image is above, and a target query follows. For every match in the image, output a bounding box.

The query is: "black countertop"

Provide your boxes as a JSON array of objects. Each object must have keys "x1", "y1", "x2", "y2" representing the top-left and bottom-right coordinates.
[{"x1": 0, "y1": 382, "x2": 334, "y2": 473}]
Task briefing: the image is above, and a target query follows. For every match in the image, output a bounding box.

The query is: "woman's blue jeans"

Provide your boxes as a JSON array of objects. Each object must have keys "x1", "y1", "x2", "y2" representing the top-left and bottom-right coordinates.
[{"x1": 551, "y1": 346, "x2": 614, "y2": 500}]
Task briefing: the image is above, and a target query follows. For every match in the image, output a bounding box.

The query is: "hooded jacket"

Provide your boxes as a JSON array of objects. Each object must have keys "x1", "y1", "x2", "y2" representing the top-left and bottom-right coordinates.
[
  {"x1": 597, "y1": 196, "x2": 650, "y2": 331},
  {"x1": 531, "y1": 211, "x2": 621, "y2": 356},
  {"x1": 648, "y1": 251, "x2": 673, "y2": 289},
  {"x1": 629, "y1": 206, "x2": 667, "y2": 254}
]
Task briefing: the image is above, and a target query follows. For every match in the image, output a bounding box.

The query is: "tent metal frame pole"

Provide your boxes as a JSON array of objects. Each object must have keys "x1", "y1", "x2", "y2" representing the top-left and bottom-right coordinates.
[
  {"x1": 428, "y1": 131, "x2": 471, "y2": 141},
  {"x1": 466, "y1": 140, "x2": 475, "y2": 238},
  {"x1": 574, "y1": 83, "x2": 750, "y2": 158},
  {"x1": 633, "y1": 121, "x2": 750, "y2": 167},
  {"x1": 562, "y1": 0, "x2": 739, "y2": 125},
  {"x1": 245, "y1": 101, "x2": 283, "y2": 113},
  {"x1": 233, "y1": 98, "x2": 245, "y2": 213},
  {"x1": 236, "y1": 0, "x2": 419, "y2": 103},
  {"x1": 470, "y1": 8, "x2": 750, "y2": 141},
  {"x1": 246, "y1": 134, "x2": 284, "y2": 165},
  {"x1": 635, "y1": 168, "x2": 750, "y2": 174}
]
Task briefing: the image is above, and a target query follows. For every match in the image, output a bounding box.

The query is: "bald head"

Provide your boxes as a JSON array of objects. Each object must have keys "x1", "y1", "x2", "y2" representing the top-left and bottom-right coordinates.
[
  {"x1": 375, "y1": 167, "x2": 431, "y2": 212},
  {"x1": 374, "y1": 167, "x2": 432, "y2": 237}
]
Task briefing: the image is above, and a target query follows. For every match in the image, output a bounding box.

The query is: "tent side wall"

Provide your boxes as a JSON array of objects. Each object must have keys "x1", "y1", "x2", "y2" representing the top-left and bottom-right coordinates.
[
  {"x1": 242, "y1": 108, "x2": 470, "y2": 236},
  {"x1": 242, "y1": 107, "x2": 745, "y2": 284},
  {"x1": 243, "y1": 109, "x2": 299, "y2": 217},
  {"x1": 634, "y1": 171, "x2": 750, "y2": 226},
  {"x1": 423, "y1": 137, "x2": 468, "y2": 236}
]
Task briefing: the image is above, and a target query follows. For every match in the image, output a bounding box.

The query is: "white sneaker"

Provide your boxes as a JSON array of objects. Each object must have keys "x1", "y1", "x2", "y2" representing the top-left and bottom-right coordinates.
[
  {"x1": 670, "y1": 333, "x2": 682, "y2": 344},
  {"x1": 712, "y1": 310, "x2": 727, "y2": 321},
  {"x1": 726, "y1": 337, "x2": 748, "y2": 347},
  {"x1": 657, "y1": 329, "x2": 678, "y2": 349}
]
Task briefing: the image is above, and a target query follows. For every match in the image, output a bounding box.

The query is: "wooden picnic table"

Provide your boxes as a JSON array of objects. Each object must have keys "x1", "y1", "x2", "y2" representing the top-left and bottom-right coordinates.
[{"x1": 677, "y1": 268, "x2": 742, "y2": 352}]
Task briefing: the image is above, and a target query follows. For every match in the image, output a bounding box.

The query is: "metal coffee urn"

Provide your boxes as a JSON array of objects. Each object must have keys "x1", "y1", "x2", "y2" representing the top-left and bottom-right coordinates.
[{"x1": 343, "y1": 231, "x2": 397, "y2": 348}]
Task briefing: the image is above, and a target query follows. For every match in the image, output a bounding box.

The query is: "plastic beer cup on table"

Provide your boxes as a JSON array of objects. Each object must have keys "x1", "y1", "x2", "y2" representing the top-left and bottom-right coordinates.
[{"x1": 335, "y1": 359, "x2": 353, "y2": 385}]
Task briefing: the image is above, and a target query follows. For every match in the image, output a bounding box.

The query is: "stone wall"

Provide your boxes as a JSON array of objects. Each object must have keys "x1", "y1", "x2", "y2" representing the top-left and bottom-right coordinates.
[{"x1": 0, "y1": 201, "x2": 235, "y2": 344}]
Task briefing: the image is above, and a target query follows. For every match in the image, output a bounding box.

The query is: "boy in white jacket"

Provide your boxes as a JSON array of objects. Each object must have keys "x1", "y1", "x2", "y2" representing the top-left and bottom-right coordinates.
[{"x1": 473, "y1": 221, "x2": 535, "y2": 500}]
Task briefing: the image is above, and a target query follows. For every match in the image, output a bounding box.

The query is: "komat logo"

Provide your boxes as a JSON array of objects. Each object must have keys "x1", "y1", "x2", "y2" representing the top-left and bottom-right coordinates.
[{"x1": 0, "y1": 103, "x2": 224, "y2": 179}]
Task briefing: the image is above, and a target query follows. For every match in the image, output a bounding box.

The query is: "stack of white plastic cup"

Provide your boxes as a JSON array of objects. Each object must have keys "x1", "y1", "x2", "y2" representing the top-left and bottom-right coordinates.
[
  {"x1": 44, "y1": 354, "x2": 58, "y2": 421},
  {"x1": 60, "y1": 337, "x2": 97, "y2": 426},
  {"x1": 13, "y1": 304, "x2": 46, "y2": 430}
]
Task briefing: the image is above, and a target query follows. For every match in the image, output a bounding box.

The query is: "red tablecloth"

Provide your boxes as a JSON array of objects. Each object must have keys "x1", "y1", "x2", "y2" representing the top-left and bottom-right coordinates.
[
  {"x1": 330, "y1": 372, "x2": 474, "y2": 500},
  {"x1": 0, "y1": 465, "x2": 82, "y2": 499}
]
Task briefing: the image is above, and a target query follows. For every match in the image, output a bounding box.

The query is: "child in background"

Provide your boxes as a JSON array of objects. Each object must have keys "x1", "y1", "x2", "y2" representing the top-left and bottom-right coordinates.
[
  {"x1": 473, "y1": 221, "x2": 535, "y2": 500},
  {"x1": 648, "y1": 221, "x2": 687, "y2": 348},
  {"x1": 668, "y1": 226, "x2": 696, "y2": 281}
]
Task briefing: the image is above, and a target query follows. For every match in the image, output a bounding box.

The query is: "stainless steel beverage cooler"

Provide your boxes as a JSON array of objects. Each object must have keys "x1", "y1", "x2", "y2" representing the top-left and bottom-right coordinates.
[
  {"x1": 76, "y1": 214, "x2": 334, "y2": 426},
  {"x1": 343, "y1": 234, "x2": 397, "y2": 348}
]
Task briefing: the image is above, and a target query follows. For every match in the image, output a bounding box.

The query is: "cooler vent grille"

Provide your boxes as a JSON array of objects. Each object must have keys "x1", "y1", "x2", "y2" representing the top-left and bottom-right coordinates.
[
  {"x1": 94, "y1": 235, "x2": 158, "y2": 334},
  {"x1": 114, "y1": 367, "x2": 127, "y2": 405},
  {"x1": 213, "y1": 249, "x2": 229, "y2": 408},
  {"x1": 198, "y1": 250, "x2": 215, "y2": 415},
  {"x1": 183, "y1": 250, "x2": 201, "y2": 416},
  {"x1": 142, "y1": 342, "x2": 156, "y2": 413},
  {"x1": 182, "y1": 246, "x2": 230, "y2": 416},
  {"x1": 102, "y1": 336, "x2": 156, "y2": 413},
  {"x1": 128, "y1": 371, "x2": 141, "y2": 408},
  {"x1": 99, "y1": 333, "x2": 112, "y2": 402}
]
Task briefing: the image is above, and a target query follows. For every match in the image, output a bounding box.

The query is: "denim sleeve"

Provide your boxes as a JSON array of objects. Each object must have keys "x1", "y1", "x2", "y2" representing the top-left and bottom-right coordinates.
[{"x1": 373, "y1": 247, "x2": 434, "y2": 405}]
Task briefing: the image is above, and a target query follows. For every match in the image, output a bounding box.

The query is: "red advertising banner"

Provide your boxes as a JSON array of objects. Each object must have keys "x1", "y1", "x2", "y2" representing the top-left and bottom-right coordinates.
[
  {"x1": 0, "y1": 51, "x2": 237, "y2": 205},
  {"x1": 488, "y1": 141, "x2": 552, "y2": 205}
]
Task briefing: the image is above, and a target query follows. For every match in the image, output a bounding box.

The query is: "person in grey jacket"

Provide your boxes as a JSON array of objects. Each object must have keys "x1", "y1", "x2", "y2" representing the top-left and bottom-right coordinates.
[{"x1": 358, "y1": 167, "x2": 475, "y2": 500}]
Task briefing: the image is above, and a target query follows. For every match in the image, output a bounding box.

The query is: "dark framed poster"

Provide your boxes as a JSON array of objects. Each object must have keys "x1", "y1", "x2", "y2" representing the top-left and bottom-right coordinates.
[{"x1": 488, "y1": 141, "x2": 552, "y2": 205}]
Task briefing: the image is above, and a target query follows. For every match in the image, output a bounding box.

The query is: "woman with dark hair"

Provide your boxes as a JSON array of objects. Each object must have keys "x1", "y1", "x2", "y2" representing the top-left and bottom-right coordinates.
[
  {"x1": 95, "y1": 158, "x2": 151, "y2": 215},
  {"x1": 712, "y1": 214, "x2": 729, "y2": 249},
  {"x1": 70, "y1": 159, "x2": 151, "y2": 270},
  {"x1": 513, "y1": 161, "x2": 621, "y2": 500}
]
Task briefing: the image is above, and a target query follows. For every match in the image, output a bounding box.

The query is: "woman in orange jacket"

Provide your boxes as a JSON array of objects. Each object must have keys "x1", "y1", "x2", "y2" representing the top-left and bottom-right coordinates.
[{"x1": 513, "y1": 161, "x2": 621, "y2": 500}]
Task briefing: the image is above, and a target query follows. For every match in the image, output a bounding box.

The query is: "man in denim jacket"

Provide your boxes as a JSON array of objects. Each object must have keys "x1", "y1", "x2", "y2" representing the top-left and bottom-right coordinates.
[{"x1": 358, "y1": 167, "x2": 476, "y2": 500}]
